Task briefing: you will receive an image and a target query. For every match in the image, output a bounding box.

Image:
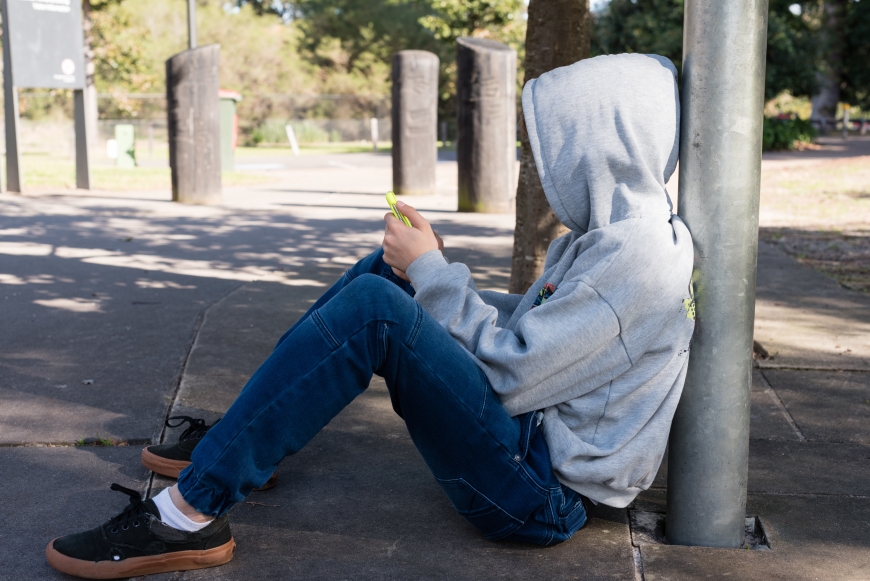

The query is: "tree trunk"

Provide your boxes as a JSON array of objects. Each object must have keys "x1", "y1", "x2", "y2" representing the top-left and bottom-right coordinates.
[
  {"x1": 81, "y1": 0, "x2": 99, "y2": 147},
  {"x1": 810, "y1": 1, "x2": 846, "y2": 124},
  {"x1": 509, "y1": 0, "x2": 590, "y2": 294}
]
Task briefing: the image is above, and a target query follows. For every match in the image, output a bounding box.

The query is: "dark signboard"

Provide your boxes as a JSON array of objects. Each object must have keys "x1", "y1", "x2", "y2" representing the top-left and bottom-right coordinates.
[{"x1": 4, "y1": 0, "x2": 86, "y2": 89}]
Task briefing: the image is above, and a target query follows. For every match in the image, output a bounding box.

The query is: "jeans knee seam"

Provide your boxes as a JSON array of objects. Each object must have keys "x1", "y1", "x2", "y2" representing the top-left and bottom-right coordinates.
[
  {"x1": 311, "y1": 310, "x2": 340, "y2": 349},
  {"x1": 380, "y1": 322, "x2": 388, "y2": 366},
  {"x1": 517, "y1": 463, "x2": 552, "y2": 496},
  {"x1": 478, "y1": 372, "x2": 488, "y2": 421},
  {"x1": 435, "y1": 477, "x2": 524, "y2": 531},
  {"x1": 406, "y1": 304, "x2": 424, "y2": 348},
  {"x1": 545, "y1": 495, "x2": 556, "y2": 545}
]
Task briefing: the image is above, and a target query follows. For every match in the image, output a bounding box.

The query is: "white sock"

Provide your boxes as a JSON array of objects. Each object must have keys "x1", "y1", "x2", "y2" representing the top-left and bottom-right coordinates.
[{"x1": 151, "y1": 488, "x2": 213, "y2": 532}]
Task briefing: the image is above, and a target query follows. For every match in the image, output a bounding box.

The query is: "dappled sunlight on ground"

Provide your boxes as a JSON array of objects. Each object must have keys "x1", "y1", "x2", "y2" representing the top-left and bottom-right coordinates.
[
  {"x1": 754, "y1": 296, "x2": 870, "y2": 369},
  {"x1": 759, "y1": 138, "x2": 870, "y2": 293}
]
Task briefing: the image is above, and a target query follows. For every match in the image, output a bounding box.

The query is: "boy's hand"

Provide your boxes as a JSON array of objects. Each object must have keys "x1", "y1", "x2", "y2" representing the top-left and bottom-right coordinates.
[{"x1": 382, "y1": 201, "x2": 440, "y2": 278}]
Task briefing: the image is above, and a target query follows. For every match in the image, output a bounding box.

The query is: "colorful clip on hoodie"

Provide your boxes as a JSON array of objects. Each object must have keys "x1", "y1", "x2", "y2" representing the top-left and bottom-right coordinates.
[{"x1": 406, "y1": 53, "x2": 695, "y2": 508}]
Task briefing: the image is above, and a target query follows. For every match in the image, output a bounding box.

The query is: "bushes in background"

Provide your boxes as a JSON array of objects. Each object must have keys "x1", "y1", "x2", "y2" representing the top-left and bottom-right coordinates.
[{"x1": 763, "y1": 115, "x2": 817, "y2": 151}]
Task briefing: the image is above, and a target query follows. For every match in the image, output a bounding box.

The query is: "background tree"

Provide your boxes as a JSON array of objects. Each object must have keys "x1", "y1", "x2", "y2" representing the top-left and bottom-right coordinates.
[
  {"x1": 419, "y1": 0, "x2": 524, "y2": 44},
  {"x1": 841, "y1": 0, "x2": 870, "y2": 109},
  {"x1": 808, "y1": 0, "x2": 845, "y2": 121},
  {"x1": 509, "y1": 0, "x2": 590, "y2": 294},
  {"x1": 234, "y1": 0, "x2": 525, "y2": 124},
  {"x1": 592, "y1": 0, "x2": 823, "y2": 101},
  {"x1": 593, "y1": 0, "x2": 683, "y2": 73},
  {"x1": 293, "y1": 0, "x2": 438, "y2": 74},
  {"x1": 764, "y1": 0, "x2": 822, "y2": 100},
  {"x1": 82, "y1": 1, "x2": 132, "y2": 141},
  {"x1": 419, "y1": 0, "x2": 525, "y2": 121}
]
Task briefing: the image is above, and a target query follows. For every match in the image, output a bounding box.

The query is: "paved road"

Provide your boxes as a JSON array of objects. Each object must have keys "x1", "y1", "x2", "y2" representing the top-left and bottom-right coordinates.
[{"x1": 0, "y1": 152, "x2": 867, "y2": 580}]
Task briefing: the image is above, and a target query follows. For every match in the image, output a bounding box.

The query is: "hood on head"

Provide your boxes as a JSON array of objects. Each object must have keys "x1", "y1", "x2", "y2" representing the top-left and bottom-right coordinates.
[{"x1": 522, "y1": 53, "x2": 680, "y2": 234}]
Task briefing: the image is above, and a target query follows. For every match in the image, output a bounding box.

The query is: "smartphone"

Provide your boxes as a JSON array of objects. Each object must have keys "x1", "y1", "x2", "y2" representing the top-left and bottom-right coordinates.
[{"x1": 386, "y1": 191, "x2": 412, "y2": 227}]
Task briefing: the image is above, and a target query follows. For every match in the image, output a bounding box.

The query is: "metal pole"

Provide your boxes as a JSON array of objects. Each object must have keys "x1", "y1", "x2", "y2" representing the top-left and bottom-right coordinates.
[
  {"x1": 1, "y1": 0, "x2": 22, "y2": 193},
  {"x1": 73, "y1": 89, "x2": 92, "y2": 189},
  {"x1": 187, "y1": 0, "x2": 197, "y2": 49},
  {"x1": 666, "y1": 0, "x2": 769, "y2": 548}
]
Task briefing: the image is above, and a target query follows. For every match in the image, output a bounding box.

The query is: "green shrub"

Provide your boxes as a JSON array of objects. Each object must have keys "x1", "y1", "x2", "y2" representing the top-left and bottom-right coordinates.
[
  {"x1": 763, "y1": 116, "x2": 816, "y2": 151},
  {"x1": 249, "y1": 128, "x2": 265, "y2": 146},
  {"x1": 289, "y1": 122, "x2": 331, "y2": 144}
]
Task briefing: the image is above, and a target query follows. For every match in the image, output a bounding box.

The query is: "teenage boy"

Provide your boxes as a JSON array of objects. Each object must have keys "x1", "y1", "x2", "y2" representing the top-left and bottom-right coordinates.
[{"x1": 47, "y1": 53, "x2": 694, "y2": 578}]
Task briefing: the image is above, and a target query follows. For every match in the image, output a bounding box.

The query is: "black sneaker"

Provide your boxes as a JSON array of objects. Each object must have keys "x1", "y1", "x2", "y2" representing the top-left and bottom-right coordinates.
[
  {"x1": 142, "y1": 416, "x2": 278, "y2": 490},
  {"x1": 46, "y1": 483, "x2": 235, "y2": 579}
]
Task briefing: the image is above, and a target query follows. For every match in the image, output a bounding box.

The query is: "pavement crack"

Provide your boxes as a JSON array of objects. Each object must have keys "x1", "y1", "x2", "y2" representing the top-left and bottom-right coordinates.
[
  {"x1": 632, "y1": 545, "x2": 645, "y2": 581},
  {"x1": 756, "y1": 364, "x2": 870, "y2": 372},
  {"x1": 647, "y1": 486, "x2": 870, "y2": 500},
  {"x1": 145, "y1": 282, "x2": 245, "y2": 499},
  {"x1": 758, "y1": 369, "x2": 807, "y2": 441},
  {"x1": 0, "y1": 439, "x2": 151, "y2": 448},
  {"x1": 751, "y1": 491, "x2": 870, "y2": 499}
]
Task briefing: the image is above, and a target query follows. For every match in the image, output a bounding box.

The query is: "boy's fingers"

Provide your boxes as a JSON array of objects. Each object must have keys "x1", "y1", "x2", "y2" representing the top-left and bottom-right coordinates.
[
  {"x1": 396, "y1": 201, "x2": 430, "y2": 231},
  {"x1": 434, "y1": 232, "x2": 445, "y2": 252}
]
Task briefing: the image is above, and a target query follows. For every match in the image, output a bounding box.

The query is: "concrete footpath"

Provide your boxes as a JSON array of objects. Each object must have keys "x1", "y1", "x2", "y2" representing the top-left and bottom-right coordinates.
[{"x1": 1, "y1": 155, "x2": 868, "y2": 580}]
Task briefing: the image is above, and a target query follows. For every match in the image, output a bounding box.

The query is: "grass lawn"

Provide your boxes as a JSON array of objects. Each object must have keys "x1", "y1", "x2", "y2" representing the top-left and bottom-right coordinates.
[
  {"x1": 234, "y1": 142, "x2": 455, "y2": 156},
  {"x1": 236, "y1": 143, "x2": 394, "y2": 156},
  {"x1": 759, "y1": 155, "x2": 870, "y2": 293},
  {"x1": 13, "y1": 153, "x2": 277, "y2": 191}
]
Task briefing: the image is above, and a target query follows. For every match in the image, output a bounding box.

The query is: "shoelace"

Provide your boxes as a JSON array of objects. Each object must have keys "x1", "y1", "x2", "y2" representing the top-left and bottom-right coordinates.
[
  {"x1": 105, "y1": 483, "x2": 150, "y2": 534},
  {"x1": 164, "y1": 415, "x2": 216, "y2": 441}
]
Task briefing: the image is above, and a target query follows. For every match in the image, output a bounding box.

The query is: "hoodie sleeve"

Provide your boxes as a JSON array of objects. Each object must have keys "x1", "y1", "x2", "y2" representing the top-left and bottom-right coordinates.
[
  {"x1": 406, "y1": 250, "x2": 632, "y2": 416},
  {"x1": 477, "y1": 290, "x2": 524, "y2": 327}
]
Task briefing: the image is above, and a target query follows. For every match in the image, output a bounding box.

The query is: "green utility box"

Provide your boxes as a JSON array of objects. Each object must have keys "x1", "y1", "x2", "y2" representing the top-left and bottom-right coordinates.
[
  {"x1": 219, "y1": 90, "x2": 242, "y2": 171},
  {"x1": 115, "y1": 124, "x2": 136, "y2": 168}
]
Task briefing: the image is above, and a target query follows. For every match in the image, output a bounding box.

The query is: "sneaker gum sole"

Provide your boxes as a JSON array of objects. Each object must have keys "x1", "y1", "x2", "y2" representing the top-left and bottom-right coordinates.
[
  {"x1": 45, "y1": 537, "x2": 235, "y2": 579},
  {"x1": 140, "y1": 448, "x2": 279, "y2": 491},
  {"x1": 140, "y1": 448, "x2": 189, "y2": 478}
]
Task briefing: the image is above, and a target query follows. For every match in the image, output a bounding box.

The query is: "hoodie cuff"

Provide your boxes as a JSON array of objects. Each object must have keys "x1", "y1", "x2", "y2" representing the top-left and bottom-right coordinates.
[{"x1": 405, "y1": 250, "x2": 449, "y2": 290}]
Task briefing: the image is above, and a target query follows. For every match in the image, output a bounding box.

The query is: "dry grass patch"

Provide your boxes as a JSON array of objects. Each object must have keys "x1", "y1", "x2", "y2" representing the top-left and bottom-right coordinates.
[{"x1": 760, "y1": 155, "x2": 870, "y2": 293}]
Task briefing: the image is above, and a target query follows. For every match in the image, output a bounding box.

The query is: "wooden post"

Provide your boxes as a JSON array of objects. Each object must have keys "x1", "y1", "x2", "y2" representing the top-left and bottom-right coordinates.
[
  {"x1": 74, "y1": 89, "x2": 92, "y2": 189},
  {"x1": 166, "y1": 45, "x2": 221, "y2": 204},
  {"x1": 391, "y1": 50, "x2": 439, "y2": 196},
  {"x1": 456, "y1": 37, "x2": 516, "y2": 213},
  {"x1": 1, "y1": 0, "x2": 21, "y2": 193}
]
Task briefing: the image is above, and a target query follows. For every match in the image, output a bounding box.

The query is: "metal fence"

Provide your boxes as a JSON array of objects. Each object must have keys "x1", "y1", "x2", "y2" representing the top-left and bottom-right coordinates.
[
  {"x1": 94, "y1": 92, "x2": 394, "y2": 145},
  {"x1": 7, "y1": 92, "x2": 395, "y2": 154}
]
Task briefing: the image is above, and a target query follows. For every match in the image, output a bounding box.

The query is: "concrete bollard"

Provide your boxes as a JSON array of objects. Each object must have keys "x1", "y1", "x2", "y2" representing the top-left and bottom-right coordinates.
[
  {"x1": 166, "y1": 45, "x2": 221, "y2": 204},
  {"x1": 456, "y1": 37, "x2": 516, "y2": 213},
  {"x1": 391, "y1": 50, "x2": 439, "y2": 196}
]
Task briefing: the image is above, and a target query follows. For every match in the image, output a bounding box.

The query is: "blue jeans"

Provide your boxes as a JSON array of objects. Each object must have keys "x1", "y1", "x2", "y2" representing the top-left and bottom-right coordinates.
[{"x1": 177, "y1": 249, "x2": 587, "y2": 546}]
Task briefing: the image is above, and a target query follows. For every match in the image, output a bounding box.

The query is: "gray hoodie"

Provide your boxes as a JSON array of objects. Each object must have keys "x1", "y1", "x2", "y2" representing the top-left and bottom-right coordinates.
[{"x1": 405, "y1": 53, "x2": 694, "y2": 508}]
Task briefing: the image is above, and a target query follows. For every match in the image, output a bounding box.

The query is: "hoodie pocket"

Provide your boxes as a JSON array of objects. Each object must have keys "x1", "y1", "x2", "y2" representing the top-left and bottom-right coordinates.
[{"x1": 435, "y1": 477, "x2": 523, "y2": 540}]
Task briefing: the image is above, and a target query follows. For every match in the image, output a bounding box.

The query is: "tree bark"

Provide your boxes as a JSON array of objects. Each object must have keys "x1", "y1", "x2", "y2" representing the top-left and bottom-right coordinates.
[
  {"x1": 810, "y1": 1, "x2": 846, "y2": 124},
  {"x1": 509, "y1": 0, "x2": 590, "y2": 294}
]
